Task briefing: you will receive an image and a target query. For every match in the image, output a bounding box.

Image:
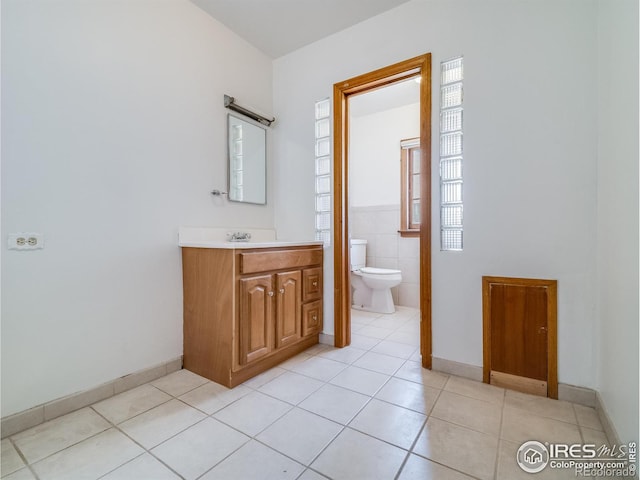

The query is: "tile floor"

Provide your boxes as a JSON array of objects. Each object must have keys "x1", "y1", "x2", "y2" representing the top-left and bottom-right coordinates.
[{"x1": 1, "y1": 307, "x2": 608, "y2": 480}]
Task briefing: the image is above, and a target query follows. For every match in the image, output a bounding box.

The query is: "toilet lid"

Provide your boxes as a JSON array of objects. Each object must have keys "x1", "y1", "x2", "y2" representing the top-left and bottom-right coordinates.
[{"x1": 360, "y1": 267, "x2": 401, "y2": 275}]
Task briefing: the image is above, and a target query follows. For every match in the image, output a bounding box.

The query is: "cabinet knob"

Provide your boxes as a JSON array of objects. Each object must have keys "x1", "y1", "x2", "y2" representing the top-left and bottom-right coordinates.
[
  {"x1": 268, "y1": 291, "x2": 274, "y2": 297},
  {"x1": 312, "y1": 315, "x2": 317, "y2": 321},
  {"x1": 279, "y1": 288, "x2": 285, "y2": 294},
  {"x1": 312, "y1": 281, "x2": 318, "y2": 287}
]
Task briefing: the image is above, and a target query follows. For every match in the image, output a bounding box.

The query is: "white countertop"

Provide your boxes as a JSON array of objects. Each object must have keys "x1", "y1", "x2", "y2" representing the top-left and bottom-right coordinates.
[
  {"x1": 178, "y1": 226, "x2": 323, "y2": 249},
  {"x1": 179, "y1": 240, "x2": 324, "y2": 249}
]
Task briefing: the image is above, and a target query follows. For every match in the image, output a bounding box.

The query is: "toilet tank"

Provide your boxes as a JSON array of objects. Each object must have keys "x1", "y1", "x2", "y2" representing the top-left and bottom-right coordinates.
[{"x1": 350, "y1": 239, "x2": 367, "y2": 271}]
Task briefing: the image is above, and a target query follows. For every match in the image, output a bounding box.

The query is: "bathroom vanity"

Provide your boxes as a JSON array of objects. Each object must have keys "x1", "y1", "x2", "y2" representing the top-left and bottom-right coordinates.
[{"x1": 180, "y1": 230, "x2": 323, "y2": 388}]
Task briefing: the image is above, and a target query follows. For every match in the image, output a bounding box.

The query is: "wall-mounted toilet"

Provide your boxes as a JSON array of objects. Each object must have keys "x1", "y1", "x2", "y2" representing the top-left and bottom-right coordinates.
[{"x1": 350, "y1": 239, "x2": 402, "y2": 314}]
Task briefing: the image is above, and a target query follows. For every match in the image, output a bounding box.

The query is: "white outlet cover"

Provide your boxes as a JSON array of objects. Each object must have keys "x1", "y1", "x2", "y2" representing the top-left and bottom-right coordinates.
[{"x1": 8, "y1": 233, "x2": 44, "y2": 250}]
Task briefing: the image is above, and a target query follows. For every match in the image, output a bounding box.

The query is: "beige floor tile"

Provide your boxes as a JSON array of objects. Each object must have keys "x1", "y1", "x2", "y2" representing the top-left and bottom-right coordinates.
[
  {"x1": 1, "y1": 439, "x2": 25, "y2": 476},
  {"x1": 398, "y1": 319, "x2": 421, "y2": 334},
  {"x1": 150, "y1": 369, "x2": 209, "y2": 397},
  {"x1": 12, "y1": 407, "x2": 110, "y2": 464},
  {"x1": 505, "y1": 390, "x2": 576, "y2": 424},
  {"x1": 151, "y1": 418, "x2": 249, "y2": 479},
  {"x1": 329, "y1": 365, "x2": 390, "y2": 396},
  {"x1": 297, "y1": 468, "x2": 328, "y2": 480},
  {"x1": 394, "y1": 360, "x2": 449, "y2": 388},
  {"x1": 409, "y1": 350, "x2": 422, "y2": 362},
  {"x1": 311, "y1": 428, "x2": 406, "y2": 480},
  {"x1": 242, "y1": 367, "x2": 286, "y2": 389},
  {"x1": 290, "y1": 356, "x2": 346, "y2": 382},
  {"x1": 356, "y1": 325, "x2": 395, "y2": 340},
  {"x1": 213, "y1": 391, "x2": 291, "y2": 436},
  {"x1": 31, "y1": 428, "x2": 143, "y2": 480},
  {"x1": 581, "y1": 426, "x2": 609, "y2": 446},
  {"x1": 349, "y1": 334, "x2": 382, "y2": 350},
  {"x1": 351, "y1": 310, "x2": 381, "y2": 324},
  {"x1": 200, "y1": 440, "x2": 304, "y2": 480},
  {"x1": 574, "y1": 404, "x2": 604, "y2": 431},
  {"x1": 92, "y1": 384, "x2": 171, "y2": 424},
  {"x1": 398, "y1": 454, "x2": 474, "y2": 479},
  {"x1": 371, "y1": 340, "x2": 418, "y2": 359},
  {"x1": 501, "y1": 407, "x2": 582, "y2": 445},
  {"x1": 101, "y1": 453, "x2": 181, "y2": 479},
  {"x1": 431, "y1": 390, "x2": 502, "y2": 436},
  {"x1": 386, "y1": 330, "x2": 420, "y2": 346},
  {"x1": 375, "y1": 377, "x2": 440, "y2": 415},
  {"x1": 299, "y1": 384, "x2": 371, "y2": 425},
  {"x1": 413, "y1": 417, "x2": 498, "y2": 480},
  {"x1": 318, "y1": 346, "x2": 367, "y2": 364},
  {"x1": 278, "y1": 352, "x2": 314, "y2": 370},
  {"x1": 353, "y1": 351, "x2": 405, "y2": 375},
  {"x1": 119, "y1": 399, "x2": 206, "y2": 449},
  {"x1": 258, "y1": 371, "x2": 324, "y2": 405},
  {"x1": 179, "y1": 382, "x2": 252, "y2": 415},
  {"x1": 444, "y1": 375, "x2": 505, "y2": 405},
  {"x1": 2, "y1": 468, "x2": 36, "y2": 480},
  {"x1": 303, "y1": 344, "x2": 334, "y2": 356},
  {"x1": 370, "y1": 316, "x2": 407, "y2": 330},
  {"x1": 257, "y1": 408, "x2": 342, "y2": 465},
  {"x1": 349, "y1": 399, "x2": 426, "y2": 449}
]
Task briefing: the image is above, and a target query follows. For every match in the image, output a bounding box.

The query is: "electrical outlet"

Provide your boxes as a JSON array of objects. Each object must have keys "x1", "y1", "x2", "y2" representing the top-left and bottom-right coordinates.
[{"x1": 8, "y1": 233, "x2": 44, "y2": 250}]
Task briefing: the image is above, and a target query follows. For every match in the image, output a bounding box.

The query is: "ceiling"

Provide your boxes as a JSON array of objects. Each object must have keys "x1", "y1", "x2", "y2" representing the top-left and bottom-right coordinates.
[
  {"x1": 349, "y1": 77, "x2": 420, "y2": 117},
  {"x1": 189, "y1": 0, "x2": 412, "y2": 58}
]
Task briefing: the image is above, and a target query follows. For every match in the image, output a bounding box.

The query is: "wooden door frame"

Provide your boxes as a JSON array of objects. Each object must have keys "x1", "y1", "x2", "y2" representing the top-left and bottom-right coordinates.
[
  {"x1": 482, "y1": 276, "x2": 558, "y2": 398},
  {"x1": 332, "y1": 53, "x2": 432, "y2": 369}
]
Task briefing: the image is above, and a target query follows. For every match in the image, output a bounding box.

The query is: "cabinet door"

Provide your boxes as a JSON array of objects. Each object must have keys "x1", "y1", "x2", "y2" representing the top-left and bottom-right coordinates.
[
  {"x1": 275, "y1": 271, "x2": 301, "y2": 348},
  {"x1": 239, "y1": 274, "x2": 274, "y2": 365},
  {"x1": 302, "y1": 300, "x2": 323, "y2": 337},
  {"x1": 303, "y1": 267, "x2": 322, "y2": 302}
]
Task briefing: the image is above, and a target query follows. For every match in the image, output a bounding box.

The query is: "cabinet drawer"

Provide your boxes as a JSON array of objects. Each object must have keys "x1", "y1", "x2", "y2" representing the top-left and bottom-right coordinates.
[
  {"x1": 302, "y1": 300, "x2": 323, "y2": 337},
  {"x1": 240, "y1": 248, "x2": 322, "y2": 274},
  {"x1": 303, "y1": 267, "x2": 322, "y2": 302}
]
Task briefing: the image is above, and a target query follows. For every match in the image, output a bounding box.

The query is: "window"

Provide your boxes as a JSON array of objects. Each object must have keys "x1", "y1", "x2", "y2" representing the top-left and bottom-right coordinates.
[
  {"x1": 400, "y1": 138, "x2": 420, "y2": 236},
  {"x1": 439, "y1": 56, "x2": 464, "y2": 250},
  {"x1": 314, "y1": 98, "x2": 331, "y2": 245}
]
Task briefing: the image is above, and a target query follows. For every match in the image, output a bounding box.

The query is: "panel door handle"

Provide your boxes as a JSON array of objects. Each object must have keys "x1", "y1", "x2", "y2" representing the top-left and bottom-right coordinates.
[
  {"x1": 268, "y1": 291, "x2": 274, "y2": 297},
  {"x1": 312, "y1": 281, "x2": 318, "y2": 287},
  {"x1": 538, "y1": 326, "x2": 547, "y2": 334},
  {"x1": 279, "y1": 288, "x2": 285, "y2": 294}
]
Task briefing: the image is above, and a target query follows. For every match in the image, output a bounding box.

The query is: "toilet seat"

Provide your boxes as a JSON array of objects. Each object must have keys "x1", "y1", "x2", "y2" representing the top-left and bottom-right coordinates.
[{"x1": 360, "y1": 267, "x2": 401, "y2": 275}]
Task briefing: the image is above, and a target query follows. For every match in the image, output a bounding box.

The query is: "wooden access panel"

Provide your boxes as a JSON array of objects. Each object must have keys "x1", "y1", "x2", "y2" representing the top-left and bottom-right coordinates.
[{"x1": 483, "y1": 276, "x2": 557, "y2": 398}]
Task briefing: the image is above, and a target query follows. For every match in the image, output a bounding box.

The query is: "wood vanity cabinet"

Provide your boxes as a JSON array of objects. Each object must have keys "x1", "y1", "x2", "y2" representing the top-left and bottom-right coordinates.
[{"x1": 182, "y1": 244, "x2": 323, "y2": 388}]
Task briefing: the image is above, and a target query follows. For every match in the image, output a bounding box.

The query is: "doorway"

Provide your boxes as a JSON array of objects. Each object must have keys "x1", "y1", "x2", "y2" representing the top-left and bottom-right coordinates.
[{"x1": 332, "y1": 53, "x2": 432, "y2": 369}]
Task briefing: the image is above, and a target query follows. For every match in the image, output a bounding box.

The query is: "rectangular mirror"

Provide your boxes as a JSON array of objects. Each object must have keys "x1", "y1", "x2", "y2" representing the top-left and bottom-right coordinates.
[{"x1": 228, "y1": 113, "x2": 267, "y2": 204}]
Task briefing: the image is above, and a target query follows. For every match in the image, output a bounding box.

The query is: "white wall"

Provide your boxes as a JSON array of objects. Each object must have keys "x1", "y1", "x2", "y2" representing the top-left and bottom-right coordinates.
[
  {"x1": 1, "y1": 0, "x2": 274, "y2": 417},
  {"x1": 595, "y1": 0, "x2": 639, "y2": 444},
  {"x1": 273, "y1": 0, "x2": 600, "y2": 389},
  {"x1": 350, "y1": 103, "x2": 419, "y2": 207}
]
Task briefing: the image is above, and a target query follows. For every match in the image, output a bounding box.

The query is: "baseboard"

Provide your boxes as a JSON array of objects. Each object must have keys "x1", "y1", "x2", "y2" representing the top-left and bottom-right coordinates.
[
  {"x1": 319, "y1": 333, "x2": 334, "y2": 345},
  {"x1": 557, "y1": 383, "x2": 596, "y2": 407},
  {"x1": 1, "y1": 356, "x2": 183, "y2": 439},
  {"x1": 594, "y1": 391, "x2": 623, "y2": 446},
  {"x1": 432, "y1": 356, "x2": 483, "y2": 381}
]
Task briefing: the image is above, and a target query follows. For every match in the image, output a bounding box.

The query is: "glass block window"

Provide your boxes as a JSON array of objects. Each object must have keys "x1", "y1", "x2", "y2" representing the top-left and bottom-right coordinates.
[
  {"x1": 439, "y1": 57, "x2": 464, "y2": 251},
  {"x1": 229, "y1": 123, "x2": 244, "y2": 201},
  {"x1": 315, "y1": 98, "x2": 331, "y2": 245}
]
